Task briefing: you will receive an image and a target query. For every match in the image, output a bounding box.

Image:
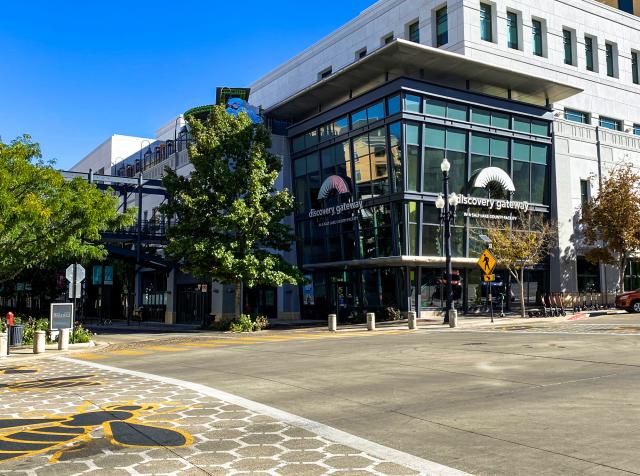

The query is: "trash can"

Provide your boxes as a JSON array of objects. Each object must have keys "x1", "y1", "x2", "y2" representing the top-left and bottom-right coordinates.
[{"x1": 9, "y1": 325, "x2": 24, "y2": 346}]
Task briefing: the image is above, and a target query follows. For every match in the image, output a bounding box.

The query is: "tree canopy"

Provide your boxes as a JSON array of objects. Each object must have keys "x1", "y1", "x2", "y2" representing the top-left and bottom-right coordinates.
[
  {"x1": 161, "y1": 106, "x2": 303, "y2": 315},
  {"x1": 580, "y1": 163, "x2": 640, "y2": 292},
  {"x1": 0, "y1": 135, "x2": 135, "y2": 284}
]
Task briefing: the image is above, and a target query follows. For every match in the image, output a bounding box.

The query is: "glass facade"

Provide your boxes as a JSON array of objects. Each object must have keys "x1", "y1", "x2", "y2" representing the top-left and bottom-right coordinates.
[{"x1": 291, "y1": 83, "x2": 552, "y2": 320}]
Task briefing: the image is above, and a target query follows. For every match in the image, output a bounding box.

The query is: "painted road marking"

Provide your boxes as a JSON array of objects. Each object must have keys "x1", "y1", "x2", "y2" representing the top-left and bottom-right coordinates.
[
  {"x1": 60, "y1": 357, "x2": 472, "y2": 476},
  {"x1": 144, "y1": 346, "x2": 190, "y2": 352},
  {"x1": 108, "y1": 350, "x2": 149, "y2": 356},
  {"x1": 71, "y1": 353, "x2": 109, "y2": 360}
]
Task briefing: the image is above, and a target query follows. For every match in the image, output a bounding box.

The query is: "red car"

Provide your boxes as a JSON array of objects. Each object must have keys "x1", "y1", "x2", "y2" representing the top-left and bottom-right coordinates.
[{"x1": 615, "y1": 290, "x2": 640, "y2": 313}]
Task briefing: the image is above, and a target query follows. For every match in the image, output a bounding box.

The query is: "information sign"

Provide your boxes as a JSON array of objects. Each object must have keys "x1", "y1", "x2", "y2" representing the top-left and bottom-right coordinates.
[{"x1": 50, "y1": 303, "x2": 74, "y2": 330}]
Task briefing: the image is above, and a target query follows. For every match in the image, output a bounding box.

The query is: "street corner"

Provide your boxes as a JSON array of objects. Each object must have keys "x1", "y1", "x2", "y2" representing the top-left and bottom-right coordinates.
[{"x1": 0, "y1": 359, "x2": 450, "y2": 476}]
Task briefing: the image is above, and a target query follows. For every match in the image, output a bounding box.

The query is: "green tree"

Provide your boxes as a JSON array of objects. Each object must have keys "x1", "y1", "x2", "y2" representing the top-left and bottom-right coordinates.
[
  {"x1": 0, "y1": 135, "x2": 135, "y2": 284},
  {"x1": 475, "y1": 212, "x2": 556, "y2": 317},
  {"x1": 161, "y1": 106, "x2": 303, "y2": 316},
  {"x1": 580, "y1": 164, "x2": 640, "y2": 292}
]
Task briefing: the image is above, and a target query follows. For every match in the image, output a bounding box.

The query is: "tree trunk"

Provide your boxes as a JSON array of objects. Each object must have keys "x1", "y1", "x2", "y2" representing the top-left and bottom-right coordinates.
[
  {"x1": 234, "y1": 281, "x2": 242, "y2": 318},
  {"x1": 619, "y1": 254, "x2": 627, "y2": 293},
  {"x1": 519, "y1": 268, "x2": 526, "y2": 318}
]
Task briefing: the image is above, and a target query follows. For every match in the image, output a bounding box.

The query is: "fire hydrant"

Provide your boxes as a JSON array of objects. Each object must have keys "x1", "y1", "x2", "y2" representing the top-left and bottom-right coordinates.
[
  {"x1": 5, "y1": 311, "x2": 13, "y2": 355},
  {"x1": 6, "y1": 312, "x2": 14, "y2": 327}
]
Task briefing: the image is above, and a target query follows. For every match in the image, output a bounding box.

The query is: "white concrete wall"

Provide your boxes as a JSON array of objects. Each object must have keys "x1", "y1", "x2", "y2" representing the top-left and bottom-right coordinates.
[{"x1": 72, "y1": 134, "x2": 154, "y2": 174}]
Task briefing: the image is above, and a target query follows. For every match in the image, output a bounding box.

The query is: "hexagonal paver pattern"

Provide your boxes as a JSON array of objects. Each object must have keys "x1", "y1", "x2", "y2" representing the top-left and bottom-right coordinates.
[{"x1": 0, "y1": 359, "x2": 423, "y2": 476}]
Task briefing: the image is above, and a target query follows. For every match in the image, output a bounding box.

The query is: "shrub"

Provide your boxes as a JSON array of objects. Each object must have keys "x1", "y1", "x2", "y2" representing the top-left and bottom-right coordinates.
[
  {"x1": 71, "y1": 324, "x2": 93, "y2": 344},
  {"x1": 229, "y1": 314, "x2": 254, "y2": 333},
  {"x1": 383, "y1": 307, "x2": 402, "y2": 321},
  {"x1": 22, "y1": 317, "x2": 49, "y2": 345},
  {"x1": 253, "y1": 315, "x2": 269, "y2": 331}
]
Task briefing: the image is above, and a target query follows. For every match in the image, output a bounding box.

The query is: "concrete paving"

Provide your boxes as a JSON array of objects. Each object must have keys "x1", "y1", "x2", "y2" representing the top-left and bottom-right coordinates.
[{"x1": 61, "y1": 313, "x2": 640, "y2": 476}]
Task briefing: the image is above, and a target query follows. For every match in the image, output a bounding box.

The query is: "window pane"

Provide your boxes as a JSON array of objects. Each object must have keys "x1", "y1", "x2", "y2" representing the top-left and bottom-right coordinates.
[
  {"x1": 563, "y1": 29, "x2": 573, "y2": 65},
  {"x1": 425, "y1": 98, "x2": 447, "y2": 117},
  {"x1": 447, "y1": 103, "x2": 467, "y2": 121},
  {"x1": 512, "y1": 160, "x2": 530, "y2": 202},
  {"x1": 292, "y1": 136, "x2": 305, "y2": 153},
  {"x1": 423, "y1": 147, "x2": 444, "y2": 193},
  {"x1": 471, "y1": 134, "x2": 490, "y2": 155},
  {"x1": 367, "y1": 101, "x2": 385, "y2": 123},
  {"x1": 334, "y1": 117, "x2": 349, "y2": 135},
  {"x1": 448, "y1": 150, "x2": 466, "y2": 194},
  {"x1": 425, "y1": 125, "x2": 445, "y2": 148},
  {"x1": 404, "y1": 94, "x2": 421, "y2": 113},
  {"x1": 480, "y1": 3, "x2": 492, "y2": 41},
  {"x1": 513, "y1": 116, "x2": 531, "y2": 133},
  {"x1": 492, "y1": 157, "x2": 509, "y2": 173},
  {"x1": 407, "y1": 124, "x2": 420, "y2": 191},
  {"x1": 585, "y1": 36, "x2": 594, "y2": 71},
  {"x1": 507, "y1": 11, "x2": 518, "y2": 49},
  {"x1": 388, "y1": 95, "x2": 401, "y2": 115},
  {"x1": 565, "y1": 109, "x2": 589, "y2": 124},
  {"x1": 492, "y1": 112, "x2": 510, "y2": 129},
  {"x1": 294, "y1": 157, "x2": 306, "y2": 177},
  {"x1": 531, "y1": 144, "x2": 548, "y2": 164},
  {"x1": 633, "y1": 52, "x2": 639, "y2": 85},
  {"x1": 422, "y1": 225, "x2": 442, "y2": 256},
  {"x1": 532, "y1": 19, "x2": 543, "y2": 56},
  {"x1": 409, "y1": 21, "x2": 420, "y2": 43},
  {"x1": 352, "y1": 109, "x2": 367, "y2": 129},
  {"x1": 436, "y1": 6, "x2": 448, "y2": 46},
  {"x1": 531, "y1": 163, "x2": 547, "y2": 204},
  {"x1": 513, "y1": 141, "x2": 530, "y2": 162},
  {"x1": 472, "y1": 108, "x2": 491, "y2": 125},
  {"x1": 335, "y1": 141, "x2": 352, "y2": 180},
  {"x1": 606, "y1": 43, "x2": 614, "y2": 77},
  {"x1": 446, "y1": 129, "x2": 466, "y2": 152},
  {"x1": 491, "y1": 137, "x2": 508, "y2": 157},
  {"x1": 531, "y1": 120, "x2": 548, "y2": 136},
  {"x1": 305, "y1": 130, "x2": 318, "y2": 149}
]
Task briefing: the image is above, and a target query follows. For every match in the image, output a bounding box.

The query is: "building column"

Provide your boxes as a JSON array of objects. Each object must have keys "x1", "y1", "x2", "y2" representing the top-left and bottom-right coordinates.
[{"x1": 164, "y1": 268, "x2": 177, "y2": 324}]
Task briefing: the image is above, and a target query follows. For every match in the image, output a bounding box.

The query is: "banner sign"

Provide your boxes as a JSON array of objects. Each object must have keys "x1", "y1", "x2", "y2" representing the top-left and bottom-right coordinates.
[{"x1": 216, "y1": 87, "x2": 251, "y2": 105}]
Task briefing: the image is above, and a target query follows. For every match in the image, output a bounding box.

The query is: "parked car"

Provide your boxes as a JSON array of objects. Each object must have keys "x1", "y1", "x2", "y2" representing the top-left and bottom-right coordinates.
[{"x1": 615, "y1": 290, "x2": 640, "y2": 313}]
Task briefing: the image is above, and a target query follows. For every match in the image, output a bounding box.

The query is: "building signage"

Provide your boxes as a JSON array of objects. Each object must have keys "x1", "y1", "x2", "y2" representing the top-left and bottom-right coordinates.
[
  {"x1": 458, "y1": 167, "x2": 530, "y2": 219},
  {"x1": 458, "y1": 195, "x2": 529, "y2": 212},
  {"x1": 309, "y1": 175, "x2": 363, "y2": 227},
  {"x1": 50, "y1": 303, "x2": 74, "y2": 330}
]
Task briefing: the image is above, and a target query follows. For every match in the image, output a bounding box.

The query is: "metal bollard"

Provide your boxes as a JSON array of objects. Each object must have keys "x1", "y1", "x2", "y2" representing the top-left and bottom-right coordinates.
[
  {"x1": 367, "y1": 312, "x2": 376, "y2": 331},
  {"x1": 408, "y1": 311, "x2": 417, "y2": 330},
  {"x1": 328, "y1": 314, "x2": 337, "y2": 332},
  {"x1": 0, "y1": 333, "x2": 7, "y2": 357},
  {"x1": 33, "y1": 330, "x2": 46, "y2": 354},
  {"x1": 58, "y1": 328, "x2": 70, "y2": 351}
]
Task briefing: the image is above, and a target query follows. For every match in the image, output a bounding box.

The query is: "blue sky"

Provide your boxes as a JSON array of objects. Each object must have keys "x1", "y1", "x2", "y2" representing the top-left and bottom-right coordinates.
[{"x1": 0, "y1": 1, "x2": 373, "y2": 169}]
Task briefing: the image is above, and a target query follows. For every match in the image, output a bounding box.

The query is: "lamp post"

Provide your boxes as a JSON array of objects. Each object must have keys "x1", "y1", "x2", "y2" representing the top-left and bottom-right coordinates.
[{"x1": 435, "y1": 158, "x2": 459, "y2": 328}]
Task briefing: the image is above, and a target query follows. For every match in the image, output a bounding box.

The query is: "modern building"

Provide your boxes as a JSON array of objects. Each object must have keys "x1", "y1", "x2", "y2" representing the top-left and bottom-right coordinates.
[{"x1": 73, "y1": 0, "x2": 640, "y2": 322}]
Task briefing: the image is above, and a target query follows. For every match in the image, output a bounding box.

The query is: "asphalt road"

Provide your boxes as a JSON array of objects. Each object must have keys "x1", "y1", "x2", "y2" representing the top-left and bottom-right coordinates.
[{"x1": 61, "y1": 313, "x2": 640, "y2": 476}]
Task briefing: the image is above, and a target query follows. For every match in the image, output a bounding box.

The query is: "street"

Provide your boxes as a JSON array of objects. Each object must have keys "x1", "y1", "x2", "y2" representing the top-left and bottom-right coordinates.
[{"x1": 2, "y1": 314, "x2": 640, "y2": 475}]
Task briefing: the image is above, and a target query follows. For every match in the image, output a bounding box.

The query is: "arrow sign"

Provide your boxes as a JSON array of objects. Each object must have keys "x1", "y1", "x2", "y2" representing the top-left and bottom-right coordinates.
[{"x1": 66, "y1": 264, "x2": 86, "y2": 283}]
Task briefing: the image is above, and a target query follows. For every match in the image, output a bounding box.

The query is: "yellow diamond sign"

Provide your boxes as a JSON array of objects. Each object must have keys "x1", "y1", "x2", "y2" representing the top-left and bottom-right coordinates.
[{"x1": 477, "y1": 249, "x2": 497, "y2": 275}]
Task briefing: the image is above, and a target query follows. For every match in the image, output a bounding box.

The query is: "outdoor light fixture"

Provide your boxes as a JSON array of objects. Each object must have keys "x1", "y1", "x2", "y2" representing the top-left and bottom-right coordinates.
[{"x1": 437, "y1": 158, "x2": 458, "y2": 328}]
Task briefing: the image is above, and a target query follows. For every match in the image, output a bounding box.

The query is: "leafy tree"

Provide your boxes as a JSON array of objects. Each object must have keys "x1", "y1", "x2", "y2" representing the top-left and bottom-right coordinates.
[
  {"x1": 580, "y1": 164, "x2": 640, "y2": 292},
  {"x1": 0, "y1": 135, "x2": 135, "y2": 284},
  {"x1": 161, "y1": 105, "x2": 303, "y2": 316},
  {"x1": 475, "y1": 212, "x2": 556, "y2": 317}
]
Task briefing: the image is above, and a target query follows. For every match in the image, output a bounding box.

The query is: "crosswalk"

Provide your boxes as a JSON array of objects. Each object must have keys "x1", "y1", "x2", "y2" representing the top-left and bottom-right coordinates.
[{"x1": 71, "y1": 329, "x2": 411, "y2": 360}]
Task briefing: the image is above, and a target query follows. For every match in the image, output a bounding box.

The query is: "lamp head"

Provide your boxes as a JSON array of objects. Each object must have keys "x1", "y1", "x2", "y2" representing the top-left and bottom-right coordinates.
[
  {"x1": 440, "y1": 158, "x2": 451, "y2": 173},
  {"x1": 435, "y1": 194, "x2": 445, "y2": 210},
  {"x1": 448, "y1": 192, "x2": 459, "y2": 208}
]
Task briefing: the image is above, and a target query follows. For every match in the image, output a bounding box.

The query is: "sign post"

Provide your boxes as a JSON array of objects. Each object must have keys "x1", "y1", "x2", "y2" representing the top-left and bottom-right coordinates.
[{"x1": 66, "y1": 264, "x2": 85, "y2": 322}]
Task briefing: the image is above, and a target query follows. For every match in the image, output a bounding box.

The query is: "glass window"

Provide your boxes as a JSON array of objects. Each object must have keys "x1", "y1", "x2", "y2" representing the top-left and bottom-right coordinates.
[
  {"x1": 585, "y1": 36, "x2": 594, "y2": 72},
  {"x1": 388, "y1": 95, "x2": 401, "y2": 115},
  {"x1": 532, "y1": 19, "x2": 543, "y2": 56},
  {"x1": 513, "y1": 116, "x2": 531, "y2": 133},
  {"x1": 304, "y1": 129, "x2": 319, "y2": 149},
  {"x1": 422, "y1": 225, "x2": 442, "y2": 256},
  {"x1": 404, "y1": 94, "x2": 421, "y2": 113},
  {"x1": 292, "y1": 135, "x2": 305, "y2": 153},
  {"x1": 512, "y1": 160, "x2": 530, "y2": 202},
  {"x1": 424, "y1": 126, "x2": 466, "y2": 194},
  {"x1": 389, "y1": 122, "x2": 403, "y2": 192},
  {"x1": 436, "y1": 6, "x2": 448, "y2": 46},
  {"x1": 531, "y1": 144, "x2": 547, "y2": 164},
  {"x1": 565, "y1": 109, "x2": 590, "y2": 124},
  {"x1": 513, "y1": 141, "x2": 530, "y2": 162},
  {"x1": 447, "y1": 103, "x2": 467, "y2": 121},
  {"x1": 446, "y1": 130, "x2": 466, "y2": 151},
  {"x1": 472, "y1": 108, "x2": 491, "y2": 125},
  {"x1": 409, "y1": 21, "x2": 420, "y2": 43},
  {"x1": 480, "y1": 3, "x2": 493, "y2": 42},
  {"x1": 425, "y1": 126, "x2": 445, "y2": 149},
  {"x1": 563, "y1": 29, "x2": 573, "y2": 65},
  {"x1": 407, "y1": 125, "x2": 420, "y2": 192},
  {"x1": 599, "y1": 116, "x2": 622, "y2": 131},
  {"x1": 632, "y1": 51, "x2": 639, "y2": 85},
  {"x1": 367, "y1": 101, "x2": 385, "y2": 123},
  {"x1": 491, "y1": 137, "x2": 508, "y2": 157},
  {"x1": 634, "y1": 123, "x2": 640, "y2": 136},
  {"x1": 531, "y1": 120, "x2": 548, "y2": 136},
  {"x1": 471, "y1": 134, "x2": 490, "y2": 155},
  {"x1": 425, "y1": 98, "x2": 447, "y2": 117},
  {"x1": 577, "y1": 257, "x2": 600, "y2": 293},
  {"x1": 580, "y1": 179, "x2": 590, "y2": 206},
  {"x1": 408, "y1": 202, "x2": 418, "y2": 256},
  {"x1": 507, "y1": 11, "x2": 518, "y2": 49},
  {"x1": 353, "y1": 128, "x2": 389, "y2": 198},
  {"x1": 352, "y1": 109, "x2": 368, "y2": 129},
  {"x1": 606, "y1": 43, "x2": 615, "y2": 77},
  {"x1": 492, "y1": 112, "x2": 510, "y2": 129}
]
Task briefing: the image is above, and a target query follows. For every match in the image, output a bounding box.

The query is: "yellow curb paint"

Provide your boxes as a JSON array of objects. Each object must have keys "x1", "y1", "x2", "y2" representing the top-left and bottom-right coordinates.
[
  {"x1": 72, "y1": 353, "x2": 109, "y2": 360},
  {"x1": 144, "y1": 346, "x2": 191, "y2": 352},
  {"x1": 109, "y1": 350, "x2": 149, "y2": 356}
]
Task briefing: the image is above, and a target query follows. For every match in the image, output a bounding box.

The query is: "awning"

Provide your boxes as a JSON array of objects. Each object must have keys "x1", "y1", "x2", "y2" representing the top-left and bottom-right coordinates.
[
  {"x1": 302, "y1": 256, "x2": 478, "y2": 271},
  {"x1": 266, "y1": 39, "x2": 582, "y2": 122}
]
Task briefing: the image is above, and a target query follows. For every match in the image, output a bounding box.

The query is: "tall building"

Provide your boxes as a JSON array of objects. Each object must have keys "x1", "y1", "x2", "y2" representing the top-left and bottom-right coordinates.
[{"x1": 74, "y1": 0, "x2": 640, "y2": 323}]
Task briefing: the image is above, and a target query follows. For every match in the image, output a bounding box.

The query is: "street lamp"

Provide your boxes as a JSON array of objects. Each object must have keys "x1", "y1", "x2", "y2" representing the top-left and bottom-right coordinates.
[{"x1": 435, "y1": 158, "x2": 459, "y2": 328}]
